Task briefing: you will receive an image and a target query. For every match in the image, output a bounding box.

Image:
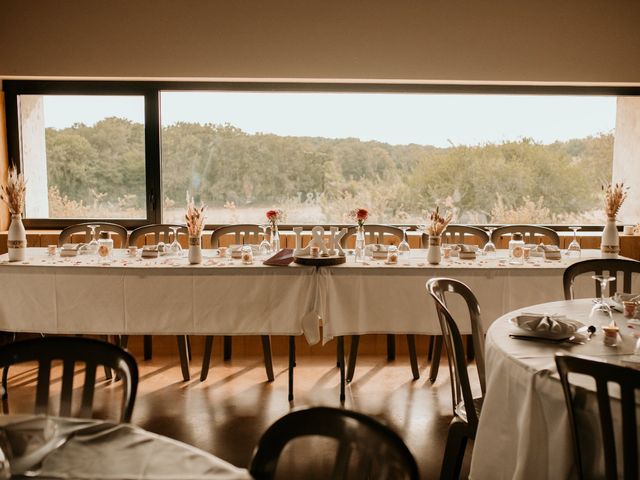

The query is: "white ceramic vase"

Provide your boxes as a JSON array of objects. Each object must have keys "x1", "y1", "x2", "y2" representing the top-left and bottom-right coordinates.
[
  {"x1": 601, "y1": 216, "x2": 619, "y2": 258},
  {"x1": 7, "y1": 214, "x2": 26, "y2": 262},
  {"x1": 188, "y1": 235, "x2": 202, "y2": 264},
  {"x1": 427, "y1": 235, "x2": 442, "y2": 265}
]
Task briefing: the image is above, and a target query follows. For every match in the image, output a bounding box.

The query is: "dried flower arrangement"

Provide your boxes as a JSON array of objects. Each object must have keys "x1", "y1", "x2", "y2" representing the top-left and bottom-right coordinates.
[
  {"x1": 266, "y1": 209, "x2": 285, "y2": 227},
  {"x1": 428, "y1": 206, "x2": 453, "y2": 236},
  {"x1": 350, "y1": 208, "x2": 369, "y2": 226},
  {"x1": 602, "y1": 182, "x2": 628, "y2": 218},
  {"x1": 185, "y1": 193, "x2": 206, "y2": 237},
  {"x1": 0, "y1": 166, "x2": 26, "y2": 215}
]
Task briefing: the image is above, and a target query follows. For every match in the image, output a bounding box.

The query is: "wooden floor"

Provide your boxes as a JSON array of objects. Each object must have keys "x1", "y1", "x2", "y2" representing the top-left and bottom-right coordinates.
[{"x1": 4, "y1": 335, "x2": 478, "y2": 479}]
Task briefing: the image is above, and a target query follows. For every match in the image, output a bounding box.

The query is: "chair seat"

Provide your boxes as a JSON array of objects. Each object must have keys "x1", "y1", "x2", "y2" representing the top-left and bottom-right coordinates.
[{"x1": 454, "y1": 396, "x2": 483, "y2": 425}]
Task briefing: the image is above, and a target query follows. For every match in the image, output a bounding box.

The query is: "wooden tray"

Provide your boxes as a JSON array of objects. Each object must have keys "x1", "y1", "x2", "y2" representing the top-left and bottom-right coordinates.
[{"x1": 293, "y1": 255, "x2": 346, "y2": 266}]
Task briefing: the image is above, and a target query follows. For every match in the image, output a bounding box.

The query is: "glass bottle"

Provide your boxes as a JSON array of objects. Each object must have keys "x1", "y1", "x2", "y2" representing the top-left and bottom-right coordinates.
[
  {"x1": 97, "y1": 231, "x2": 113, "y2": 264},
  {"x1": 509, "y1": 232, "x2": 525, "y2": 265},
  {"x1": 354, "y1": 225, "x2": 366, "y2": 263}
]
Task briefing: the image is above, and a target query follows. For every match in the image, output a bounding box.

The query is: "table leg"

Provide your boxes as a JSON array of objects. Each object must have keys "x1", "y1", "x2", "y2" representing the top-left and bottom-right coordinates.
[
  {"x1": 200, "y1": 336, "x2": 214, "y2": 381},
  {"x1": 387, "y1": 334, "x2": 396, "y2": 360},
  {"x1": 346, "y1": 336, "x2": 360, "y2": 383},
  {"x1": 429, "y1": 336, "x2": 443, "y2": 383},
  {"x1": 288, "y1": 336, "x2": 295, "y2": 401},
  {"x1": 407, "y1": 334, "x2": 420, "y2": 380},
  {"x1": 176, "y1": 335, "x2": 190, "y2": 381},
  {"x1": 143, "y1": 335, "x2": 153, "y2": 360},
  {"x1": 261, "y1": 336, "x2": 274, "y2": 382},
  {"x1": 223, "y1": 336, "x2": 232, "y2": 361},
  {"x1": 338, "y1": 337, "x2": 345, "y2": 402}
]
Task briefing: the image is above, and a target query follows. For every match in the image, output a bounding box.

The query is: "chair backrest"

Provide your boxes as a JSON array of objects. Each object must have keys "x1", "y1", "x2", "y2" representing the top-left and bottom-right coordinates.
[
  {"x1": 0, "y1": 337, "x2": 137, "y2": 422},
  {"x1": 421, "y1": 225, "x2": 489, "y2": 248},
  {"x1": 426, "y1": 278, "x2": 485, "y2": 435},
  {"x1": 555, "y1": 354, "x2": 640, "y2": 480},
  {"x1": 563, "y1": 258, "x2": 640, "y2": 300},
  {"x1": 58, "y1": 222, "x2": 129, "y2": 248},
  {"x1": 341, "y1": 225, "x2": 403, "y2": 247},
  {"x1": 128, "y1": 224, "x2": 189, "y2": 247},
  {"x1": 210, "y1": 224, "x2": 262, "y2": 247},
  {"x1": 491, "y1": 224, "x2": 559, "y2": 246},
  {"x1": 249, "y1": 406, "x2": 419, "y2": 480}
]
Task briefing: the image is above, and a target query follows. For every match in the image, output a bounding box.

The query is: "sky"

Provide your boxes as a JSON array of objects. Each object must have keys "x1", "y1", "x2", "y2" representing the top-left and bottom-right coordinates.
[{"x1": 42, "y1": 92, "x2": 617, "y2": 148}]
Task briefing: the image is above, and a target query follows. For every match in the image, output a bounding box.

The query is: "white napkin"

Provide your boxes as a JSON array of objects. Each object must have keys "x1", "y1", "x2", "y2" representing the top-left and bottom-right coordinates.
[{"x1": 511, "y1": 313, "x2": 583, "y2": 338}]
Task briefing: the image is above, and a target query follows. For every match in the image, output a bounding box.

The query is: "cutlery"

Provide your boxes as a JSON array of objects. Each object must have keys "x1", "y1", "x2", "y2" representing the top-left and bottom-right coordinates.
[{"x1": 508, "y1": 334, "x2": 571, "y2": 344}]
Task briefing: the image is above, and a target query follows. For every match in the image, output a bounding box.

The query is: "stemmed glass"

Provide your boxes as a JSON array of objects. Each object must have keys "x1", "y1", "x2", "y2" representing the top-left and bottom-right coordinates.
[
  {"x1": 398, "y1": 226, "x2": 411, "y2": 255},
  {"x1": 567, "y1": 226, "x2": 581, "y2": 257},
  {"x1": 168, "y1": 226, "x2": 183, "y2": 256},
  {"x1": 416, "y1": 223, "x2": 428, "y2": 248},
  {"x1": 590, "y1": 274, "x2": 615, "y2": 320},
  {"x1": 259, "y1": 224, "x2": 271, "y2": 256},
  {"x1": 86, "y1": 224, "x2": 100, "y2": 254},
  {"x1": 483, "y1": 227, "x2": 497, "y2": 257}
]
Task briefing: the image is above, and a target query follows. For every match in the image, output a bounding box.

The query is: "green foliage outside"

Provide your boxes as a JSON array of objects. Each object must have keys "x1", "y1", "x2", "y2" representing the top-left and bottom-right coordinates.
[{"x1": 44, "y1": 117, "x2": 613, "y2": 224}]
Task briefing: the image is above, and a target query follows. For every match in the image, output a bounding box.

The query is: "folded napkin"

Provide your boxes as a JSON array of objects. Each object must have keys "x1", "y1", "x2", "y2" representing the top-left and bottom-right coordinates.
[
  {"x1": 511, "y1": 313, "x2": 583, "y2": 338},
  {"x1": 263, "y1": 248, "x2": 294, "y2": 266}
]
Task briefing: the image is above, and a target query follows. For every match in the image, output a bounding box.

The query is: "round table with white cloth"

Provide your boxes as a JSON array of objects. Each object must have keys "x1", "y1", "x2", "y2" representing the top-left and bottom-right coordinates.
[{"x1": 469, "y1": 298, "x2": 640, "y2": 480}]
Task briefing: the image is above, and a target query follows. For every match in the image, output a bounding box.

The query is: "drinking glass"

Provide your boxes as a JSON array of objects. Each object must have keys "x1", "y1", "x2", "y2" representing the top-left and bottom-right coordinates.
[
  {"x1": 86, "y1": 224, "x2": 100, "y2": 254},
  {"x1": 483, "y1": 227, "x2": 497, "y2": 257},
  {"x1": 590, "y1": 274, "x2": 615, "y2": 320},
  {"x1": 416, "y1": 223, "x2": 428, "y2": 247},
  {"x1": 259, "y1": 224, "x2": 271, "y2": 256},
  {"x1": 398, "y1": 226, "x2": 410, "y2": 254},
  {"x1": 567, "y1": 226, "x2": 581, "y2": 257},
  {"x1": 168, "y1": 227, "x2": 183, "y2": 256}
]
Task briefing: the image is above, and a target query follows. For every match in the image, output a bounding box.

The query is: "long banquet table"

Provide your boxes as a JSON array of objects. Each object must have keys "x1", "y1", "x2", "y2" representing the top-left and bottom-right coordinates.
[
  {"x1": 470, "y1": 298, "x2": 640, "y2": 480},
  {"x1": 0, "y1": 248, "x2": 609, "y2": 346}
]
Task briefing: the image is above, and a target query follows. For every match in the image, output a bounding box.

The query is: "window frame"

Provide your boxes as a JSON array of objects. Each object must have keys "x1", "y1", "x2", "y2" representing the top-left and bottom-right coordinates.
[{"x1": 4, "y1": 79, "x2": 640, "y2": 231}]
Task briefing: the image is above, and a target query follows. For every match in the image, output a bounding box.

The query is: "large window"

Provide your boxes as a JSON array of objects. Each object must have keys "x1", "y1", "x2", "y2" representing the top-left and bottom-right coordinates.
[{"x1": 4, "y1": 81, "x2": 637, "y2": 228}]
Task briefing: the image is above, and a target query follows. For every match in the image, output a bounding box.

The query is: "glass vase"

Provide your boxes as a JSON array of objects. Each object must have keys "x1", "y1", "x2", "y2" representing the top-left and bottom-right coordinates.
[
  {"x1": 354, "y1": 225, "x2": 366, "y2": 263},
  {"x1": 270, "y1": 225, "x2": 280, "y2": 252}
]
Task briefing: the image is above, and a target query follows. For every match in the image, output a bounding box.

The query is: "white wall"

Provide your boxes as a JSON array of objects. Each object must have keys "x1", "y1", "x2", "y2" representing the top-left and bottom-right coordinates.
[{"x1": 1, "y1": 0, "x2": 639, "y2": 83}]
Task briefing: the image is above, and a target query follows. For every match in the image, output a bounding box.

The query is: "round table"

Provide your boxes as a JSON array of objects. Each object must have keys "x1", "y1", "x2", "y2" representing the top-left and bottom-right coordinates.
[
  {"x1": 469, "y1": 298, "x2": 639, "y2": 480},
  {"x1": 0, "y1": 415, "x2": 252, "y2": 479}
]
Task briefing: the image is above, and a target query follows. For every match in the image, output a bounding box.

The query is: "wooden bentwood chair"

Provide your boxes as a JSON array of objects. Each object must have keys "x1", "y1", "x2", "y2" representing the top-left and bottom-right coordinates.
[
  {"x1": 555, "y1": 354, "x2": 640, "y2": 480},
  {"x1": 202, "y1": 225, "x2": 282, "y2": 396},
  {"x1": 490, "y1": 224, "x2": 559, "y2": 246},
  {"x1": 426, "y1": 278, "x2": 485, "y2": 480},
  {"x1": 249, "y1": 406, "x2": 420, "y2": 480},
  {"x1": 58, "y1": 222, "x2": 129, "y2": 248},
  {"x1": 0, "y1": 337, "x2": 138, "y2": 422},
  {"x1": 341, "y1": 225, "x2": 420, "y2": 383},
  {"x1": 563, "y1": 258, "x2": 640, "y2": 300},
  {"x1": 128, "y1": 224, "x2": 191, "y2": 379}
]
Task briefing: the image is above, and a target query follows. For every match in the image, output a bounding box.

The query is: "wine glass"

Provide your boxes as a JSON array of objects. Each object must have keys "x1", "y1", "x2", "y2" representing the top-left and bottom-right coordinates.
[
  {"x1": 567, "y1": 226, "x2": 581, "y2": 258},
  {"x1": 86, "y1": 224, "x2": 100, "y2": 254},
  {"x1": 483, "y1": 227, "x2": 497, "y2": 257},
  {"x1": 168, "y1": 227, "x2": 183, "y2": 256},
  {"x1": 398, "y1": 226, "x2": 410, "y2": 255},
  {"x1": 590, "y1": 274, "x2": 615, "y2": 321},
  {"x1": 416, "y1": 223, "x2": 428, "y2": 248},
  {"x1": 259, "y1": 224, "x2": 271, "y2": 256}
]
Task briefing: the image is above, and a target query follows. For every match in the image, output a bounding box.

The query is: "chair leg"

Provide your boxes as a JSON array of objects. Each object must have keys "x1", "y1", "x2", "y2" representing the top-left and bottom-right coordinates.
[
  {"x1": 2, "y1": 366, "x2": 8, "y2": 401},
  {"x1": 429, "y1": 336, "x2": 443, "y2": 383},
  {"x1": 466, "y1": 335, "x2": 475, "y2": 361},
  {"x1": 346, "y1": 336, "x2": 360, "y2": 383},
  {"x1": 119, "y1": 335, "x2": 129, "y2": 349},
  {"x1": 101, "y1": 335, "x2": 113, "y2": 380},
  {"x1": 260, "y1": 336, "x2": 275, "y2": 382},
  {"x1": 386, "y1": 334, "x2": 396, "y2": 360},
  {"x1": 176, "y1": 335, "x2": 190, "y2": 381},
  {"x1": 338, "y1": 336, "x2": 345, "y2": 403},
  {"x1": 406, "y1": 334, "x2": 420, "y2": 380},
  {"x1": 223, "y1": 336, "x2": 232, "y2": 361},
  {"x1": 186, "y1": 336, "x2": 192, "y2": 361},
  {"x1": 428, "y1": 336, "x2": 435, "y2": 361},
  {"x1": 288, "y1": 336, "x2": 295, "y2": 401},
  {"x1": 200, "y1": 336, "x2": 214, "y2": 381},
  {"x1": 143, "y1": 335, "x2": 153, "y2": 360},
  {"x1": 440, "y1": 418, "x2": 469, "y2": 480}
]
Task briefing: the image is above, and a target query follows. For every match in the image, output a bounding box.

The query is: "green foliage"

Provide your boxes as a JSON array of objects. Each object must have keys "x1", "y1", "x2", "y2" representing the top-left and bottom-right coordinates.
[{"x1": 44, "y1": 119, "x2": 613, "y2": 224}]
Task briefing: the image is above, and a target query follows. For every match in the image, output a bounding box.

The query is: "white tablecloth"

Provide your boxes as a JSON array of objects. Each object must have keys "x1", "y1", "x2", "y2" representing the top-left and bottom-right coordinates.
[
  {"x1": 470, "y1": 298, "x2": 640, "y2": 480},
  {"x1": 0, "y1": 249, "x2": 319, "y2": 342},
  {"x1": 0, "y1": 415, "x2": 251, "y2": 479},
  {"x1": 319, "y1": 250, "x2": 605, "y2": 343}
]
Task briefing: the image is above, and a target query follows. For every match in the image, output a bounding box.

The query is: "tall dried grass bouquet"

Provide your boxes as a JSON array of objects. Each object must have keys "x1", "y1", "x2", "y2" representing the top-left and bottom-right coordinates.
[
  {"x1": 185, "y1": 193, "x2": 206, "y2": 237},
  {"x1": 602, "y1": 182, "x2": 628, "y2": 218},
  {"x1": 0, "y1": 166, "x2": 26, "y2": 215},
  {"x1": 428, "y1": 206, "x2": 453, "y2": 236}
]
